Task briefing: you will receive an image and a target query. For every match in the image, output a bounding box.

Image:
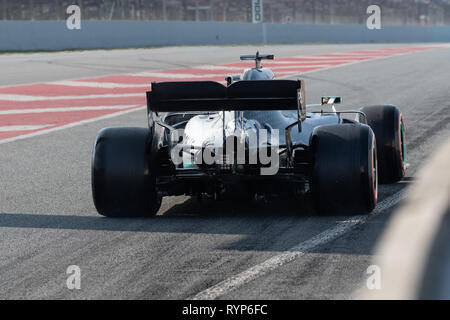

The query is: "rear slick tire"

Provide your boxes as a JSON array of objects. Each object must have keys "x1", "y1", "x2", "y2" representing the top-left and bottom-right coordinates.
[
  {"x1": 311, "y1": 123, "x2": 377, "y2": 215},
  {"x1": 360, "y1": 105, "x2": 406, "y2": 184},
  {"x1": 91, "y1": 127, "x2": 161, "y2": 217}
]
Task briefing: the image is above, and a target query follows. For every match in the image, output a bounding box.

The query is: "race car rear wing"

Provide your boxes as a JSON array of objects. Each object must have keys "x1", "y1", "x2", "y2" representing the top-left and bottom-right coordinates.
[{"x1": 146, "y1": 80, "x2": 304, "y2": 113}]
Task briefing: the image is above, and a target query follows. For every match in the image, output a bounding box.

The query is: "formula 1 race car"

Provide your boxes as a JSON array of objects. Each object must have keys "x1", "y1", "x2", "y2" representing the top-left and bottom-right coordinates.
[{"x1": 91, "y1": 53, "x2": 406, "y2": 217}]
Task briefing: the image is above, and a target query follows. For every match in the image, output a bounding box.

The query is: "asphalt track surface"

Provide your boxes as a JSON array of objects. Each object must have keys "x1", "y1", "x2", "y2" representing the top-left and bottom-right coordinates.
[{"x1": 0, "y1": 44, "x2": 449, "y2": 299}]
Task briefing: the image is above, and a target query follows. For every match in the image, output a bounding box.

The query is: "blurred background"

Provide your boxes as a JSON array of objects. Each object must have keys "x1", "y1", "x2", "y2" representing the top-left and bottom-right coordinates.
[{"x1": 1, "y1": 0, "x2": 450, "y2": 25}]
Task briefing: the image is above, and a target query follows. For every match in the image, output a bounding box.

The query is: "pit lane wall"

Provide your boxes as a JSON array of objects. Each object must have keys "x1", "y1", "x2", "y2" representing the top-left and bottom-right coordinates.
[{"x1": 1, "y1": 20, "x2": 450, "y2": 51}]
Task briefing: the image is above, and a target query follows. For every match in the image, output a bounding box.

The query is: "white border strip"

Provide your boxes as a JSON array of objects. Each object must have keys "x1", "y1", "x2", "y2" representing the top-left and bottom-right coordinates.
[
  {"x1": 51, "y1": 81, "x2": 149, "y2": 89},
  {"x1": 133, "y1": 72, "x2": 225, "y2": 78},
  {"x1": 0, "y1": 105, "x2": 138, "y2": 114},
  {"x1": 0, "y1": 93, "x2": 142, "y2": 102},
  {"x1": 0, "y1": 124, "x2": 52, "y2": 132},
  {"x1": 0, "y1": 106, "x2": 145, "y2": 145},
  {"x1": 279, "y1": 47, "x2": 440, "y2": 80}
]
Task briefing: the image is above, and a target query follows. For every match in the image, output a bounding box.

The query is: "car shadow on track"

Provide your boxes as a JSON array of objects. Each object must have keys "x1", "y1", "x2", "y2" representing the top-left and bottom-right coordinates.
[
  {"x1": 160, "y1": 193, "x2": 315, "y2": 217},
  {"x1": 0, "y1": 182, "x2": 411, "y2": 232},
  {"x1": 0, "y1": 208, "x2": 393, "y2": 256},
  {"x1": 0, "y1": 183, "x2": 410, "y2": 254},
  {"x1": 0, "y1": 195, "x2": 314, "y2": 233}
]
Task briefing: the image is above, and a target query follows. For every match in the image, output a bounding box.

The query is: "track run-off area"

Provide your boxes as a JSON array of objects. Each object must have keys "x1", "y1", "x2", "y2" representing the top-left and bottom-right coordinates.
[
  {"x1": 0, "y1": 45, "x2": 438, "y2": 144},
  {"x1": 0, "y1": 44, "x2": 449, "y2": 299}
]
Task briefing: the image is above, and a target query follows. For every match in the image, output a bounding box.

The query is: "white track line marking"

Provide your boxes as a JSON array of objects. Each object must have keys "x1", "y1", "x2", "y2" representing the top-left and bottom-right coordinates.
[
  {"x1": 196, "y1": 65, "x2": 244, "y2": 71},
  {"x1": 0, "y1": 105, "x2": 138, "y2": 114},
  {"x1": 278, "y1": 48, "x2": 441, "y2": 80},
  {"x1": 275, "y1": 71, "x2": 305, "y2": 77},
  {"x1": 261, "y1": 60, "x2": 333, "y2": 65},
  {"x1": 0, "y1": 106, "x2": 145, "y2": 145},
  {"x1": 0, "y1": 124, "x2": 52, "y2": 132},
  {"x1": 190, "y1": 189, "x2": 407, "y2": 300},
  {"x1": 51, "y1": 80, "x2": 149, "y2": 88},
  {"x1": 0, "y1": 93, "x2": 142, "y2": 102},
  {"x1": 133, "y1": 72, "x2": 225, "y2": 78},
  {"x1": 292, "y1": 55, "x2": 367, "y2": 60},
  {"x1": 270, "y1": 64, "x2": 331, "y2": 70}
]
